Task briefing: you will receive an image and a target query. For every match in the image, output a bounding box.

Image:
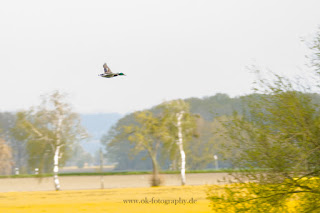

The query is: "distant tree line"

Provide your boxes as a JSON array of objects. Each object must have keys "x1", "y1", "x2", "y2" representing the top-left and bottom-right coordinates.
[{"x1": 101, "y1": 92, "x2": 320, "y2": 186}]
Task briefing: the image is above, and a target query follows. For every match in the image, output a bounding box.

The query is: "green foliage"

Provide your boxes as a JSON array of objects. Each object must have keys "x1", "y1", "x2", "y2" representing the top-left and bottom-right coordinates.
[
  {"x1": 67, "y1": 144, "x2": 93, "y2": 168},
  {"x1": 308, "y1": 27, "x2": 320, "y2": 73},
  {"x1": 102, "y1": 114, "x2": 153, "y2": 171},
  {"x1": 0, "y1": 112, "x2": 15, "y2": 141},
  {"x1": 208, "y1": 73, "x2": 320, "y2": 212},
  {"x1": 0, "y1": 139, "x2": 13, "y2": 175},
  {"x1": 105, "y1": 110, "x2": 168, "y2": 185},
  {"x1": 123, "y1": 110, "x2": 166, "y2": 186},
  {"x1": 11, "y1": 91, "x2": 87, "y2": 173},
  {"x1": 187, "y1": 116, "x2": 227, "y2": 170},
  {"x1": 207, "y1": 28, "x2": 320, "y2": 212},
  {"x1": 186, "y1": 93, "x2": 244, "y2": 121},
  {"x1": 158, "y1": 100, "x2": 197, "y2": 166},
  {"x1": 0, "y1": 112, "x2": 28, "y2": 173},
  {"x1": 124, "y1": 110, "x2": 166, "y2": 156}
]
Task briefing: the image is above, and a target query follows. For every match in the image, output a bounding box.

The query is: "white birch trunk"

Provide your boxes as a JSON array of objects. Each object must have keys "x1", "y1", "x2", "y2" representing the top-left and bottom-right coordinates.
[
  {"x1": 53, "y1": 114, "x2": 63, "y2": 191},
  {"x1": 53, "y1": 145, "x2": 61, "y2": 191},
  {"x1": 177, "y1": 111, "x2": 186, "y2": 185}
]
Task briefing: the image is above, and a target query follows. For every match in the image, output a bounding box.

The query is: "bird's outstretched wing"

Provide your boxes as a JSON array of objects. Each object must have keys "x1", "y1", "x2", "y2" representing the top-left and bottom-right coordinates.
[{"x1": 103, "y1": 63, "x2": 113, "y2": 74}]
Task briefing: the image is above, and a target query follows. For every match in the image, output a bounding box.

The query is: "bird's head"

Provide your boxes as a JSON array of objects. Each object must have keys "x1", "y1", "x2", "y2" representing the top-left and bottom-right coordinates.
[{"x1": 119, "y1": 73, "x2": 125, "y2": 76}]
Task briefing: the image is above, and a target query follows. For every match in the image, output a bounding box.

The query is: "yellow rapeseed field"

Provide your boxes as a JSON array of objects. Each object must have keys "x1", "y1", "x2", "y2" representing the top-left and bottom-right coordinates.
[{"x1": 0, "y1": 185, "x2": 211, "y2": 213}]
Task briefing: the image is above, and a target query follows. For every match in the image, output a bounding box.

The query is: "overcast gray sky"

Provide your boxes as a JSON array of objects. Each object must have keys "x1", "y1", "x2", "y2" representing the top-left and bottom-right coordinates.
[{"x1": 1, "y1": 0, "x2": 319, "y2": 114}]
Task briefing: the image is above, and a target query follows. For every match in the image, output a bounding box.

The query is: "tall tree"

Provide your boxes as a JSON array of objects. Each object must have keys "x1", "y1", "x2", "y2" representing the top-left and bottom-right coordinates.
[
  {"x1": 160, "y1": 100, "x2": 197, "y2": 185},
  {"x1": 122, "y1": 110, "x2": 166, "y2": 186},
  {"x1": 13, "y1": 91, "x2": 87, "y2": 190}
]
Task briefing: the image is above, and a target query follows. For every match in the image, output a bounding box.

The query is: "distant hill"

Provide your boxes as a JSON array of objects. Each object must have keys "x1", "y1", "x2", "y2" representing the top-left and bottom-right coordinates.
[
  {"x1": 80, "y1": 113, "x2": 123, "y2": 155},
  {"x1": 185, "y1": 93, "x2": 244, "y2": 120}
]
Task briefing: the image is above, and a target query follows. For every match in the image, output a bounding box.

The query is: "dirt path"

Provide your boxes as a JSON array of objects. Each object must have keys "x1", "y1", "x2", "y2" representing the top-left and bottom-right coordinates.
[{"x1": 0, "y1": 173, "x2": 232, "y2": 192}]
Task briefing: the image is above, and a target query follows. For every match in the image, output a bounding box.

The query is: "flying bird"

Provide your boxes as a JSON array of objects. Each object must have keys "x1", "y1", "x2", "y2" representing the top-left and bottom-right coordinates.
[{"x1": 99, "y1": 63, "x2": 125, "y2": 78}]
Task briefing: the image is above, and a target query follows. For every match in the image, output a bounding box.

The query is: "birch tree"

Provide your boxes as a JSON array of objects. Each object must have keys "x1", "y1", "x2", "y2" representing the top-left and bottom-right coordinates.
[
  {"x1": 160, "y1": 100, "x2": 197, "y2": 185},
  {"x1": 13, "y1": 91, "x2": 87, "y2": 190}
]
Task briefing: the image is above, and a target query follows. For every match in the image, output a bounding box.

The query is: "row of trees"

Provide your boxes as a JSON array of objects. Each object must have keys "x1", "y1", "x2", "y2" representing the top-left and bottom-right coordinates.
[
  {"x1": 1, "y1": 90, "x2": 223, "y2": 189},
  {"x1": 0, "y1": 90, "x2": 245, "y2": 190},
  {"x1": 101, "y1": 93, "x2": 243, "y2": 173}
]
